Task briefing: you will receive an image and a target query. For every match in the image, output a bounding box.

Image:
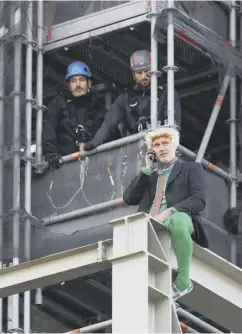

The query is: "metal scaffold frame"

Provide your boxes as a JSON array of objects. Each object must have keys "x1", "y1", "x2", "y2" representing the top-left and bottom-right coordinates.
[{"x1": 0, "y1": 0, "x2": 241, "y2": 332}]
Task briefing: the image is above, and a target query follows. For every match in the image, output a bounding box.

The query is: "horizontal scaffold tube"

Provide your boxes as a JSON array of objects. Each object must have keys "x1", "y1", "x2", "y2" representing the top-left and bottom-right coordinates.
[
  {"x1": 178, "y1": 307, "x2": 223, "y2": 333},
  {"x1": 64, "y1": 319, "x2": 199, "y2": 334},
  {"x1": 178, "y1": 145, "x2": 230, "y2": 180},
  {"x1": 42, "y1": 197, "x2": 228, "y2": 238},
  {"x1": 42, "y1": 198, "x2": 124, "y2": 225},
  {"x1": 64, "y1": 319, "x2": 112, "y2": 333},
  {"x1": 61, "y1": 132, "x2": 145, "y2": 163},
  {"x1": 56, "y1": 132, "x2": 230, "y2": 182}
]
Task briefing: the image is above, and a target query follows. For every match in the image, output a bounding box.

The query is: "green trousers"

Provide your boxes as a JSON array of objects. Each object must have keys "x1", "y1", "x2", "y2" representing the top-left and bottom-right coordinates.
[{"x1": 164, "y1": 211, "x2": 194, "y2": 290}]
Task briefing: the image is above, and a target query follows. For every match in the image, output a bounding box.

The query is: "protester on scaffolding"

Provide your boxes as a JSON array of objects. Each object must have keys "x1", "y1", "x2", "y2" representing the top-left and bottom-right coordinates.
[
  {"x1": 84, "y1": 49, "x2": 182, "y2": 151},
  {"x1": 42, "y1": 61, "x2": 121, "y2": 169},
  {"x1": 122, "y1": 126, "x2": 208, "y2": 299}
]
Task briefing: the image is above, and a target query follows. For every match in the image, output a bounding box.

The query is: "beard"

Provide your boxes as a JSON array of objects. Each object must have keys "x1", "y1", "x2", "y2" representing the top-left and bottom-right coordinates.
[
  {"x1": 140, "y1": 79, "x2": 150, "y2": 87},
  {"x1": 158, "y1": 152, "x2": 176, "y2": 167},
  {"x1": 72, "y1": 90, "x2": 86, "y2": 97}
]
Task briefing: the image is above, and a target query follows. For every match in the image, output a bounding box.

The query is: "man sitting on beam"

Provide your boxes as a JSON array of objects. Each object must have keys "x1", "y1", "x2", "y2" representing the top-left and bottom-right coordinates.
[{"x1": 123, "y1": 126, "x2": 208, "y2": 299}]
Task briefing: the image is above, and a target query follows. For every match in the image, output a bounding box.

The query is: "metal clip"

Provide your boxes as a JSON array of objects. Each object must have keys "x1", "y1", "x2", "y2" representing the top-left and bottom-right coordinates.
[
  {"x1": 97, "y1": 241, "x2": 107, "y2": 263},
  {"x1": 7, "y1": 329, "x2": 24, "y2": 334}
]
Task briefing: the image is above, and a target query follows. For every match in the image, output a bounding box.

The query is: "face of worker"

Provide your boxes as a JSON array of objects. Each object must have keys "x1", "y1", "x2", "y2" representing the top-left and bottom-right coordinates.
[
  {"x1": 68, "y1": 75, "x2": 92, "y2": 97},
  {"x1": 152, "y1": 136, "x2": 176, "y2": 165},
  {"x1": 133, "y1": 68, "x2": 151, "y2": 87}
]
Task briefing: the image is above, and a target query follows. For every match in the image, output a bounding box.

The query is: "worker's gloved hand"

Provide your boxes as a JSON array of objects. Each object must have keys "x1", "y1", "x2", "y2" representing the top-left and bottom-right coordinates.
[
  {"x1": 132, "y1": 116, "x2": 149, "y2": 133},
  {"x1": 223, "y1": 207, "x2": 239, "y2": 235},
  {"x1": 76, "y1": 125, "x2": 89, "y2": 144},
  {"x1": 84, "y1": 141, "x2": 97, "y2": 151},
  {"x1": 46, "y1": 153, "x2": 62, "y2": 170}
]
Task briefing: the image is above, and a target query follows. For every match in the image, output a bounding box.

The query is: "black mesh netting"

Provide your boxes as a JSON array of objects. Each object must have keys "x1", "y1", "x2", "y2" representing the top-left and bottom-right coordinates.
[{"x1": 3, "y1": 138, "x2": 237, "y2": 265}]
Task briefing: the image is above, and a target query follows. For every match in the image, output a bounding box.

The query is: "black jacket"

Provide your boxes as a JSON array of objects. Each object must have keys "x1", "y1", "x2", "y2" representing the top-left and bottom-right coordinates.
[
  {"x1": 123, "y1": 160, "x2": 208, "y2": 248},
  {"x1": 42, "y1": 92, "x2": 121, "y2": 157},
  {"x1": 90, "y1": 84, "x2": 182, "y2": 147}
]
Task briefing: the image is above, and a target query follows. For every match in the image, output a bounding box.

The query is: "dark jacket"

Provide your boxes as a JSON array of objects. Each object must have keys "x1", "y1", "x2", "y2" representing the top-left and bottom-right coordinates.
[
  {"x1": 123, "y1": 160, "x2": 208, "y2": 248},
  {"x1": 90, "y1": 83, "x2": 182, "y2": 147},
  {"x1": 42, "y1": 92, "x2": 121, "y2": 157}
]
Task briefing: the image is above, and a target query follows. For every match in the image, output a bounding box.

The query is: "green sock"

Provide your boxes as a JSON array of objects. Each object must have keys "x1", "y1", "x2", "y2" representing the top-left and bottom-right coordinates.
[{"x1": 164, "y1": 212, "x2": 194, "y2": 291}]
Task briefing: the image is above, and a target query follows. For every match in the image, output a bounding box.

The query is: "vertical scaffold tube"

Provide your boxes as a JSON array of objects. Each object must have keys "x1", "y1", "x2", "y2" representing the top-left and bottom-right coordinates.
[
  {"x1": 35, "y1": 0, "x2": 44, "y2": 168},
  {"x1": 24, "y1": 2, "x2": 33, "y2": 332},
  {"x1": 240, "y1": 0, "x2": 242, "y2": 175},
  {"x1": 229, "y1": 0, "x2": 237, "y2": 265},
  {"x1": 0, "y1": 24, "x2": 5, "y2": 334},
  {"x1": 12, "y1": 3, "x2": 22, "y2": 329},
  {"x1": 195, "y1": 69, "x2": 231, "y2": 163},
  {"x1": 166, "y1": 0, "x2": 175, "y2": 125},
  {"x1": 35, "y1": 0, "x2": 44, "y2": 306},
  {"x1": 150, "y1": 0, "x2": 158, "y2": 130}
]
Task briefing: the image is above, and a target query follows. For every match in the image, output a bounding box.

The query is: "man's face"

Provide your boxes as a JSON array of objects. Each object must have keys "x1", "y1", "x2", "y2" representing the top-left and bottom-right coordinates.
[
  {"x1": 68, "y1": 75, "x2": 91, "y2": 97},
  {"x1": 133, "y1": 68, "x2": 151, "y2": 87},
  {"x1": 152, "y1": 136, "x2": 175, "y2": 164}
]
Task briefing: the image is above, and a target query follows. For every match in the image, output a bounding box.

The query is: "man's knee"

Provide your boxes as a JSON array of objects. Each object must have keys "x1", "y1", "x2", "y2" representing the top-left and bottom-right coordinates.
[
  {"x1": 168, "y1": 211, "x2": 193, "y2": 234},
  {"x1": 170, "y1": 211, "x2": 190, "y2": 224}
]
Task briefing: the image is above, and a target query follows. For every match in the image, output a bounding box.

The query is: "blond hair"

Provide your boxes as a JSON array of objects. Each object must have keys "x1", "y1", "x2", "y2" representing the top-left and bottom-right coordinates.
[{"x1": 146, "y1": 126, "x2": 180, "y2": 150}]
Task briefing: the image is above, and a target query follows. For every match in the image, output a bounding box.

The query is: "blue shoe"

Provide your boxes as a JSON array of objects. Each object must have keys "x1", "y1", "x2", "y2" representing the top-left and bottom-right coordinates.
[{"x1": 172, "y1": 281, "x2": 193, "y2": 300}]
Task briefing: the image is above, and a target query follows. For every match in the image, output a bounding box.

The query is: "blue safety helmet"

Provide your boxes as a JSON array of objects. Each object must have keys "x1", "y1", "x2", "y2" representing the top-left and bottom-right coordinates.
[{"x1": 65, "y1": 61, "x2": 92, "y2": 80}]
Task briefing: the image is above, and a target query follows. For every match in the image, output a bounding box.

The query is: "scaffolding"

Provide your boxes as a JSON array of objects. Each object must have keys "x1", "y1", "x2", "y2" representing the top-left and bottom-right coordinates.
[{"x1": 0, "y1": 0, "x2": 242, "y2": 333}]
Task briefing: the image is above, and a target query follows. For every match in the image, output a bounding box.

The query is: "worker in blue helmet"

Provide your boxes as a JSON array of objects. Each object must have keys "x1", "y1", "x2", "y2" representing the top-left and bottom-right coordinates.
[
  {"x1": 42, "y1": 61, "x2": 121, "y2": 169},
  {"x1": 84, "y1": 50, "x2": 182, "y2": 151}
]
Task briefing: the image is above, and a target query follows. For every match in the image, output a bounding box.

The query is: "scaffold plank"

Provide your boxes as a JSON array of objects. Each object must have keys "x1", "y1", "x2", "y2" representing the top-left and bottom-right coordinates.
[{"x1": 44, "y1": 1, "x2": 151, "y2": 52}]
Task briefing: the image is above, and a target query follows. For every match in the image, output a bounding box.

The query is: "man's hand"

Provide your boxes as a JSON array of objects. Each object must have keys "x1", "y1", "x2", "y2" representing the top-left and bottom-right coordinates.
[
  {"x1": 84, "y1": 141, "x2": 97, "y2": 151},
  {"x1": 133, "y1": 116, "x2": 149, "y2": 132},
  {"x1": 154, "y1": 208, "x2": 173, "y2": 223},
  {"x1": 145, "y1": 151, "x2": 157, "y2": 172},
  {"x1": 47, "y1": 153, "x2": 62, "y2": 170},
  {"x1": 76, "y1": 125, "x2": 89, "y2": 144}
]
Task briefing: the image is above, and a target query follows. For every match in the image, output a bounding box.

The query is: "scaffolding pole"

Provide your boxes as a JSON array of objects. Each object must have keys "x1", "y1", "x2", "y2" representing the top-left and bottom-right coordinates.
[
  {"x1": 56, "y1": 132, "x2": 230, "y2": 181},
  {"x1": 35, "y1": 0, "x2": 44, "y2": 170},
  {"x1": 150, "y1": 0, "x2": 158, "y2": 130},
  {"x1": 0, "y1": 23, "x2": 5, "y2": 334},
  {"x1": 12, "y1": 4, "x2": 22, "y2": 329},
  {"x1": 24, "y1": 2, "x2": 33, "y2": 332},
  {"x1": 164, "y1": 0, "x2": 177, "y2": 125},
  {"x1": 41, "y1": 196, "x2": 229, "y2": 239},
  {"x1": 65, "y1": 320, "x2": 112, "y2": 333},
  {"x1": 195, "y1": 68, "x2": 231, "y2": 163},
  {"x1": 240, "y1": 0, "x2": 242, "y2": 174},
  {"x1": 229, "y1": 0, "x2": 237, "y2": 265},
  {"x1": 7, "y1": 263, "x2": 13, "y2": 331},
  {"x1": 65, "y1": 319, "x2": 199, "y2": 334},
  {"x1": 177, "y1": 307, "x2": 222, "y2": 333}
]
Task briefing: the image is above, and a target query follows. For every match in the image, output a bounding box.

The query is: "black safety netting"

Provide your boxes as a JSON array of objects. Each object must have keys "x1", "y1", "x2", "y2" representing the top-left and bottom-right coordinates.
[
  {"x1": 2, "y1": 135, "x2": 236, "y2": 265},
  {"x1": 154, "y1": 6, "x2": 242, "y2": 77}
]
